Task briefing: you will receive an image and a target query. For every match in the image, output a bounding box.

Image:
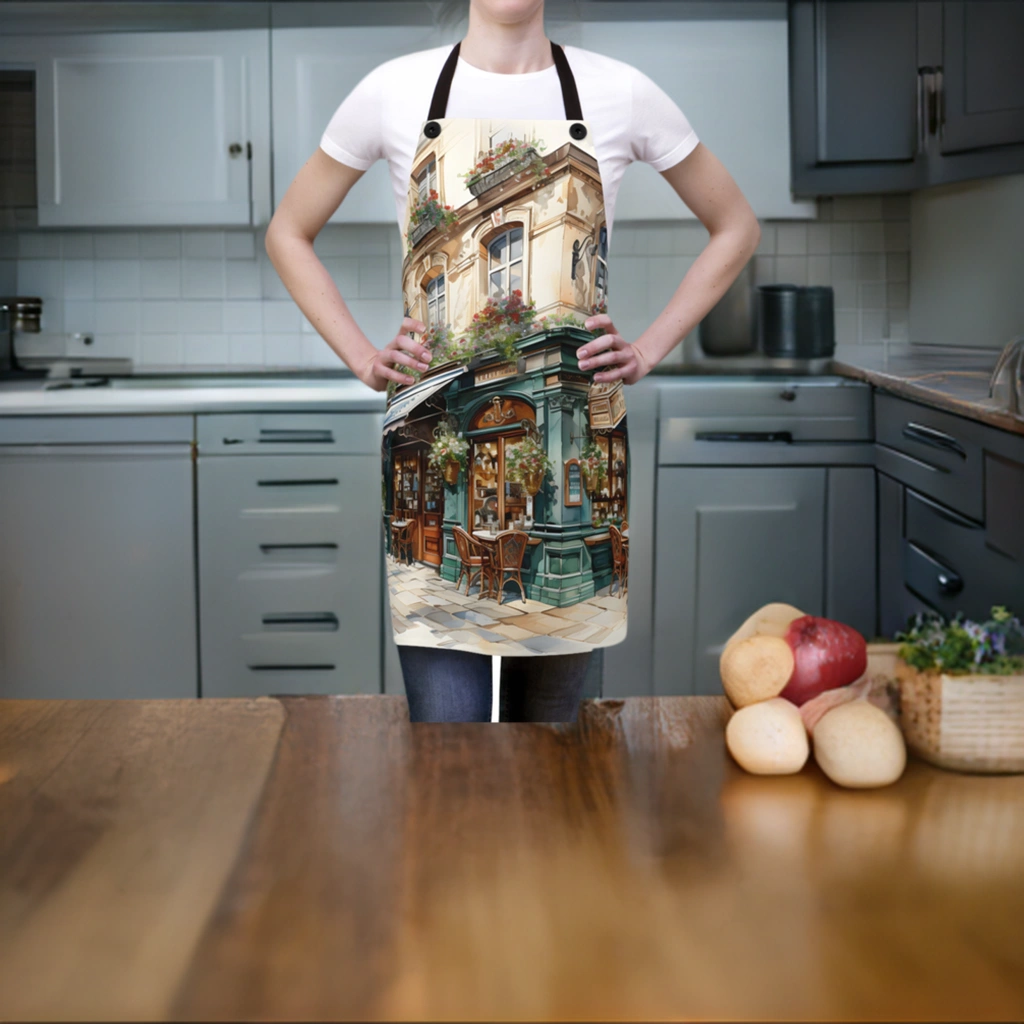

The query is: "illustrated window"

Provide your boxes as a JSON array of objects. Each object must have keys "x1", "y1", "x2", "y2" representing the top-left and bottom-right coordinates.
[
  {"x1": 416, "y1": 159, "x2": 438, "y2": 203},
  {"x1": 488, "y1": 226, "x2": 524, "y2": 299},
  {"x1": 593, "y1": 223, "x2": 608, "y2": 307},
  {"x1": 425, "y1": 273, "x2": 446, "y2": 327}
]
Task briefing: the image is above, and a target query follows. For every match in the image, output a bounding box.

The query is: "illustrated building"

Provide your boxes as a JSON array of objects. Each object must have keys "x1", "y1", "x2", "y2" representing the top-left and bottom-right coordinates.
[{"x1": 382, "y1": 118, "x2": 629, "y2": 608}]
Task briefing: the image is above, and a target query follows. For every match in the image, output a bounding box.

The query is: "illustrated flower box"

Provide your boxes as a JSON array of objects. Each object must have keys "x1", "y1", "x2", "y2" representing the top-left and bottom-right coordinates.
[
  {"x1": 466, "y1": 146, "x2": 544, "y2": 197},
  {"x1": 408, "y1": 217, "x2": 437, "y2": 247}
]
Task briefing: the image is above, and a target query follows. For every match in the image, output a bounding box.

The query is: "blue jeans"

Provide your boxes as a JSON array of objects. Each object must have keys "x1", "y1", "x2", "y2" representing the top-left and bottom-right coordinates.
[{"x1": 397, "y1": 645, "x2": 593, "y2": 723}]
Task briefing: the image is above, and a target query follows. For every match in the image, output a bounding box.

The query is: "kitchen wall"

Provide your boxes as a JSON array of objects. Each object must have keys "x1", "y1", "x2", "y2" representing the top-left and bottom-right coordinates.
[
  {"x1": 1, "y1": 190, "x2": 911, "y2": 370},
  {"x1": 909, "y1": 172, "x2": 1024, "y2": 350}
]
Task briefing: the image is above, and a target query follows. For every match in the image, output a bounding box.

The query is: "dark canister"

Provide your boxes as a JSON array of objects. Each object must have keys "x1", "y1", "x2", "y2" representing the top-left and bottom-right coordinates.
[
  {"x1": 795, "y1": 285, "x2": 835, "y2": 358},
  {"x1": 756, "y1": 284, "x2": 800, "y2": 357}
]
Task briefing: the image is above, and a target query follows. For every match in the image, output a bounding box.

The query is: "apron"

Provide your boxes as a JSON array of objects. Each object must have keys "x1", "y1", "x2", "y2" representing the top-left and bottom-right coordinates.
[{"x1": 382, "y1": 40, "x2": 629, "y2": 657}]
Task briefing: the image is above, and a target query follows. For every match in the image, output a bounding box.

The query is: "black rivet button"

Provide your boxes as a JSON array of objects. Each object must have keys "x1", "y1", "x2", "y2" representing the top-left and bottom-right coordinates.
[
  {"x1": 569, "y1": 122, "x2": 587, "y2": 140},
  {"x1": 423, "y1": 120, "x2": 441, "y2": 138}
]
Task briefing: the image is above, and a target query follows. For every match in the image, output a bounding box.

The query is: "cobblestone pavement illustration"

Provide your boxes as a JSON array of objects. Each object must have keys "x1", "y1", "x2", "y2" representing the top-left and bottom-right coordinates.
[{"x1": 387, "y1": 557, "x2": 627, "y2": 655}]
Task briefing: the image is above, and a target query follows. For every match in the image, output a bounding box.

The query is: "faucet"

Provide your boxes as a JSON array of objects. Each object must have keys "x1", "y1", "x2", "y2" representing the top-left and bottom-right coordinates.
[{"x1": 989, "y1": 336, "x2": 1024, "y2": 417}]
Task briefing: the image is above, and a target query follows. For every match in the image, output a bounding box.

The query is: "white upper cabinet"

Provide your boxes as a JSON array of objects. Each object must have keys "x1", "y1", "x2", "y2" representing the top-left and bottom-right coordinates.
[
  {"x1": 580, "y1": 18, "x2": 815, "y2": 221},
  {"x1": 0, "y1": 30, "x2": 271, "y2": 227},
  {"x1": 272, "y1": 26, "x2": 443, "y2": 225}
]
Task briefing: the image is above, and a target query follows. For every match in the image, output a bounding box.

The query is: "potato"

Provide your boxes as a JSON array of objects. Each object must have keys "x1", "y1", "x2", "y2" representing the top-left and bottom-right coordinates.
[
  {"x1": 724, "y1": 602, "x2": 806, "y2": 648},
  {"x1": 726, "y1": 697, "x2": 810, "y2": 775},
  {"x1": 720, "y1": 634, "x2": 796, "y2": 707},
  {"x1": 812, "y1": 700, "x2": 906, "y2": 789}
]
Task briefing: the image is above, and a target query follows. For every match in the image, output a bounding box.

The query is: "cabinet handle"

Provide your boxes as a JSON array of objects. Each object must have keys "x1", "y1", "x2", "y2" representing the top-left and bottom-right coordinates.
[
  {"x1": 934, "y1": 66, "x2": 945, "y2": 138},
  {"x1": 916, "y1": 69, "x2": 927, "y2": 153},
  {"x1": 262, "y1": 612, "x2": 339, "y2": 632},
  {"x1": 937, "y1": 570, "x2": 963, "y2": 595},
  {"x1": 248, "y1": 664, "x2": 335, "y2": 672},
  {"x1": 695, "y1": 431, "x2": 793, "y2": 443},
  {"x1": 258, "y1": 429, "x2": 334, "y2": 444},
  {"x1": 902, "y1": 422, "x2": 967, "y2": 459},
  {"x1": 259, "y1": 543, "x2": 338, "y2": 553},
  {"x1": 257, "y1": 478, "x2": 339, "y2": 487}
]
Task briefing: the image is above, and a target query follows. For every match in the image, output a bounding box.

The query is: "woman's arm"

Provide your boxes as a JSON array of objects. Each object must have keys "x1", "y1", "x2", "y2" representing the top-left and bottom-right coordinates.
[
  {"x1": 578, "y1": 142, "x2": 761, "y2": 384},
  {"x1": 264, "y1": 149, "x2": 431, "y2": 391}
]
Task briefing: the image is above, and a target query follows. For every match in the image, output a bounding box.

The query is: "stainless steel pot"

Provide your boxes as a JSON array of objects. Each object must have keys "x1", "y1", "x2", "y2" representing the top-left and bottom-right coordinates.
[{"x1": 697, "y1": 260, "x2": 756, "y2": 356}]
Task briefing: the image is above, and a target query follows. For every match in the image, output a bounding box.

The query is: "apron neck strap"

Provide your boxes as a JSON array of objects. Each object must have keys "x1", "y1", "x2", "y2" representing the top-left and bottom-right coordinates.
[{"x1": 427, "y1": 40, "x2": 584, "y2": 121}]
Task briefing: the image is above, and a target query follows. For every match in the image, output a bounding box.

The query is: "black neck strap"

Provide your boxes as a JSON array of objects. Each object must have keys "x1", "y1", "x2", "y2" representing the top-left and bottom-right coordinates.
[{"x1": 427, "y1": 40, "x2": 584, "y2": 121}]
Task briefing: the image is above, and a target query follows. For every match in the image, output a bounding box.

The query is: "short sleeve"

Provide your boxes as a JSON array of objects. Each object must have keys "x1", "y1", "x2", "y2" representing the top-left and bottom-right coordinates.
[
  {"x1": 318, "y1": 64, "x2": 385, "y2": 171},
  {"x1": 628, "y1": 67, "x2": 699, "y2": 172}
]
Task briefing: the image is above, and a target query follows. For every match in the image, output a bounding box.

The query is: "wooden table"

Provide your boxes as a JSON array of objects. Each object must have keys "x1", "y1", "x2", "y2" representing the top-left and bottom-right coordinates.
[{"x1": 1, "y1": 696, "x2": 1022, "y2": 1021}]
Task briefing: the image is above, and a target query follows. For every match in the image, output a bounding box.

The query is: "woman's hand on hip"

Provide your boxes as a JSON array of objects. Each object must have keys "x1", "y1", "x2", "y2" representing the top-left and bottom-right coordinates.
[
  {"x1": 578, "y1": 315, "x2": 651, "y2": 385},
  {"x1": 358, "y1": 317, "x2": 431, "y2": 392}
]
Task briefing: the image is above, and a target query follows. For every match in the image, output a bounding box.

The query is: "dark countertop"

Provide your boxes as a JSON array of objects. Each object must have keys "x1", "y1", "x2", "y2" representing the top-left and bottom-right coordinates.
[
  {"x1": 830, "y1": 342, "x2": 1022, "y2": 436},
  {"x1": 2, "y1": 695, "x2": 1022, "y2": 1021}
]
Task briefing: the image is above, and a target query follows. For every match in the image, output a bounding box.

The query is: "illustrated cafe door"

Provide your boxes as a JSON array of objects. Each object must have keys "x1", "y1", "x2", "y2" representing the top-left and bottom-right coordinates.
[{"x1": 393, "y1": 447, "x2": 444, "y2": 566}]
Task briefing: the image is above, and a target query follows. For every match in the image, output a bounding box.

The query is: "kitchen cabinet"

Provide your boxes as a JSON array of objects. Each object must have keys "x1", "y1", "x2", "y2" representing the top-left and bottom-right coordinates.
[
  {"x1": 579, "y1": 17, "x2": 814, "y2": 220},
  {"x1": 789, "y1": 0, "x2": 1024, "y2": 195},
  {"x1": 196, "y1": 411, "x2": 384, "y2": 697},
  {"x1": 271, "y1": 25, "x2": 444, "y2": 223},
  {"x1": 0, "y1": 30, "x2": 271, "y2": 227},
  {"x1": 650, "y1": 378, "x2": 876, "y2": 697},
  {"x1": 0, "y1": 415, "x2": 197, "y2": 699},
  {"x1": 875, "y1": 391, "x2": 1024, "y2": 637}
]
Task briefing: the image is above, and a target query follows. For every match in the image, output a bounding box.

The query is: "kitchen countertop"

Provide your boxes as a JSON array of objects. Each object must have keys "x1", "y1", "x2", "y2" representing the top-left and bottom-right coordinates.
[
  {"x1": 0, "y1": 345, "x2": 1019, "y2": 438},
  {"x1": 0, "y1": 373, "x2": 387, "y2": 415},
  {"x1": 831, "y1": 342, "x2": 1022, "y2": 436},
  {"x1": 1, "y1": 695, "x2": 1021, "y2": 1021}
]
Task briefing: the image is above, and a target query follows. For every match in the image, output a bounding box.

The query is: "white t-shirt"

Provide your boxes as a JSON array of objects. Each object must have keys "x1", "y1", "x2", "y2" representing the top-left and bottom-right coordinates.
[{"x1": 318, "y1": 44, "x2": 699, "y2": 239}]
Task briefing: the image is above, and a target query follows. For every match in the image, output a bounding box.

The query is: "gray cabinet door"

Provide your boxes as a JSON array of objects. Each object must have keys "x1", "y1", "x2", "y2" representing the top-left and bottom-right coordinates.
[
  {"x1": 790, "y1": 0, "x2": 924, "y2": 195},
  {"x1": 197, "y1": 452, "x2": 382, "y2": 697},
  {"x1": 653, "y1": 467, "x2": 827, "y2": 697},
  {"x1": 939, "y1": 0, "x2": 1024, "y2": 154},
  {"x1": 0, "y1": 444, "x2": 197, "y2": 698}
]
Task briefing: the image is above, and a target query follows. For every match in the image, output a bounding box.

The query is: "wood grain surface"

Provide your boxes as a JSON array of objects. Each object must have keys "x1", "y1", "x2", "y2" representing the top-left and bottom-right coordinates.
[{"x1": 1, "y1": 695, "x2": 1022, "y2": 1021}]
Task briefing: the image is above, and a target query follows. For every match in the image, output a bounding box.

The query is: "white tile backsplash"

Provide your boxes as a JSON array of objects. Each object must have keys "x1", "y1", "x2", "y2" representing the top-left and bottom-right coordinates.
[
  {"x1": 183, "y1": 230, "x2": 225, "y2": 260},
  {"x1": 63, "y1": 260, "x2": 94, "y2": 300},
  {"x1": 182, "y1": 259, "x2": 225, "y2": 299},
  {"x1": 95, "y1": 259, "x2": 140, "y2": 299},
  {"x1": 18, "y1": 232, "x2": 61, "y2": 258},
  {"x1": 141, "y1": 300, "x2": 180, "y2": 333},
  {"x1": 61, "y1": 233, "x2": 94, "y2": 259},
  {"x1": 13, "y1": 195, "x2": 912, "y2": 367},
  {"x1": 140, "y1": 231, "x2": 181, "y2": 259},
  {"x1": 141, "y1": 259, "x2": 181, "y2": 299},
  {"x1": 224, "y1": 300, "x2": 263, "y2": 333},
  {"x1": 225, "y1": 259, "x2": 261, "y2": 299},
  {"x1": 94, "y1": 232, "x2": 139, "y2": 259},
  {"x1": 17, "y1": 258, "x2": 61, "y2": 298},
  {"x1": 183, "y1": 333, "x2": 230, "y2": 365},
  {"x1": 95, "y1": 300, "x2": 139, "y2": 333},
  {"x1": 180, "y1": 300, "x2": 222, "y2": 334}
]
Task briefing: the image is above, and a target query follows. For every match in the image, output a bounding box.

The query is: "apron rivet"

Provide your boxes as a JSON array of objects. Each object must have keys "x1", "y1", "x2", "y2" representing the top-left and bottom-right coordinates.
[
  {"x1": 423, "y1": 120, "x2": 441, "y2": 138},
  {"x1": 569, "y1": 122, "x2": 587, "y2": 140}
]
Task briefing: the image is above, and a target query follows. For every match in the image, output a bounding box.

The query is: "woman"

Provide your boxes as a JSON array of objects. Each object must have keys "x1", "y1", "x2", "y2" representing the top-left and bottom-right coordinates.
[{"x1": 265, "y1": 0, "x2": 760, "y2": 723}]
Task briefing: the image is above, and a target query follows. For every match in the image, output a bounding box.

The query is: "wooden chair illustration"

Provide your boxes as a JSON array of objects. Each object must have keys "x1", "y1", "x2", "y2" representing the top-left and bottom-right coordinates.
[
  {"x1": 452, "y1": 525, "x2": 490, "y2": 597},
  {"x1": 609, "y1": 523, "x2": 628, "y2": 597},
  {"x1": 491, "y1": 529, "x2": 529, "y2": 604},
  {"x1": 392, "y1": 519, "x2": 415, "y2": 565}
]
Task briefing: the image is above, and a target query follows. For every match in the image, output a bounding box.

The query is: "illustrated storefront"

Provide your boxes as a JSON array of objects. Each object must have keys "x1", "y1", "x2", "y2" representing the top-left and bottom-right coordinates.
[{"x1": 382, "y1": 326, "x2": 628, "y2": 607}]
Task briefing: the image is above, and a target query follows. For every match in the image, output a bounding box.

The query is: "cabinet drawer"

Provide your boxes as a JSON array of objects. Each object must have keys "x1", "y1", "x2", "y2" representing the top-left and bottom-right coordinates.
[
  {"x1": 658, "y1": 378, "x2": 873, "y2": 465},
  {"x1": 197, "y1": 411, "x2": 379, "y2": 455},
  {"x1": 902, "y1": 489, "x2": 1024, "y2": 621},
  {"x1": 875, "y1": 393, "x2": 984, "y2": 520},
  {"x1": 198, "y1": 452, "x2": 382, "y2": 696}
]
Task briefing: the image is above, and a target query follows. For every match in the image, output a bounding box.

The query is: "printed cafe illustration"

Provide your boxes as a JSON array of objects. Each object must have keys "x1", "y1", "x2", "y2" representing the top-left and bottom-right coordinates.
[{"x1": 382, "y1": 117, "x2": 629, "y2": 655}]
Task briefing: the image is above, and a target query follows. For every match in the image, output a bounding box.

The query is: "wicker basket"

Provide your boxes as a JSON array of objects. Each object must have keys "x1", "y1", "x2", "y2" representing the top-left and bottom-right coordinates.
[{"x1": 878, "y1": 644, "x2": 1024, "y2": 774}]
